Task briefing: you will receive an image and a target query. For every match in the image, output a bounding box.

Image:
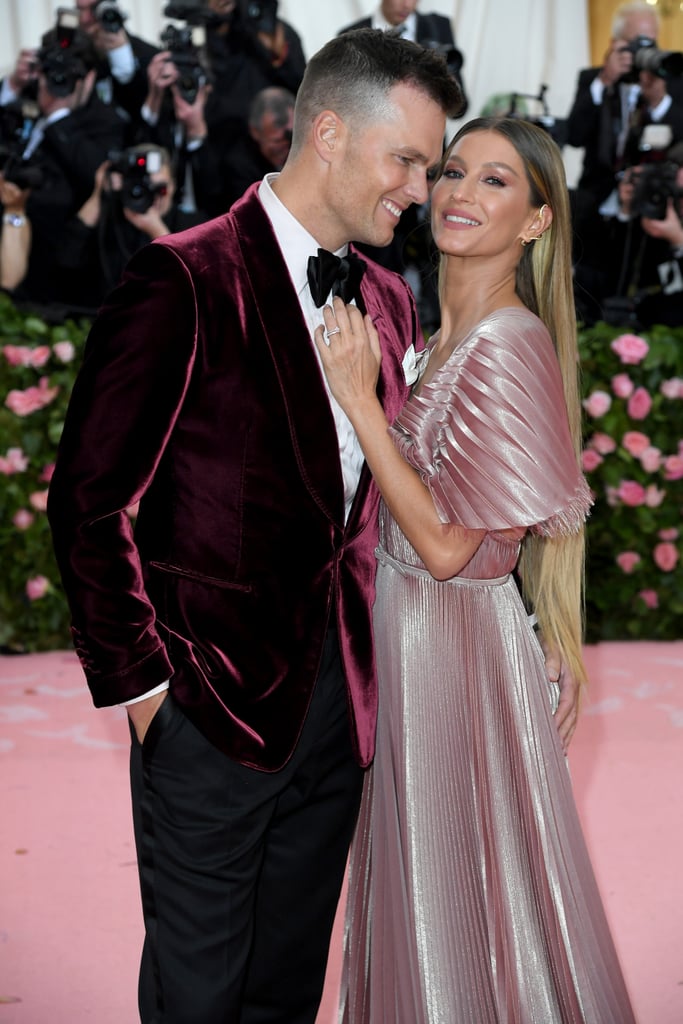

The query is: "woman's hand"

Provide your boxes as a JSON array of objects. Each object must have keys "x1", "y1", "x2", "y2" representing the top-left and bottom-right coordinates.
[{"x1": 313, "y1": 297, "x2": 382, "y2": 416}]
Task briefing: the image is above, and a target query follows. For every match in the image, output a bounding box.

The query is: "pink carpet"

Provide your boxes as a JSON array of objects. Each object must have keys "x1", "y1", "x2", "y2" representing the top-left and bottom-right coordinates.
[{"x1": 1, "y1": 642, "x2": 682, "y2": 1023}]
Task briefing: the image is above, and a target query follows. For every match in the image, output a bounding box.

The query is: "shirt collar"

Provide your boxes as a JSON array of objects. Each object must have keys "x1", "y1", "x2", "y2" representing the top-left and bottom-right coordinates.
[{"x1": 258, "y1": 172, "x2": 349, "y2": 299}]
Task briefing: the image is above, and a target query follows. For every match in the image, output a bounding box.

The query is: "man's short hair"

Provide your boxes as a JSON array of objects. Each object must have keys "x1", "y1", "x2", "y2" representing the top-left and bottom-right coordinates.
[{"x1": 290, "y1": 28, "x2": 462, "y2": 153}]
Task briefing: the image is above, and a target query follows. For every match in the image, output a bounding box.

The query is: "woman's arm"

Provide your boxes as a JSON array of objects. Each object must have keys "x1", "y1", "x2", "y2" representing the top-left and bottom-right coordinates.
[
  {"x1": 314, "y1": 298, "x2": 485, "y2": 580},
  {"x1": 0, "y1": 177, "x2": 31, "y2": 292}
]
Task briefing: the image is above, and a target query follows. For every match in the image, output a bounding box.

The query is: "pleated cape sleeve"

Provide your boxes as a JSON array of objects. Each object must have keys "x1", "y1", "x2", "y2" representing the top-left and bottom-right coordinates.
[{"x1": 389, "y1": 308, "x2": 592, "y2": 536}]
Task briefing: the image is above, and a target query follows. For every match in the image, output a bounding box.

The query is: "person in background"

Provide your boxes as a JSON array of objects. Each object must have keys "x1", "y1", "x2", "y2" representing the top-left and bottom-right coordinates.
[
  {"x1": 47, "y1": 29, "x2": 463, "y2": 1024},
  {"x1": 315, "y1": 115, "x2": 636, "y2": 1023},
  {"x1": 137, "y1": 47, "x2": 228, "y2": 223},
  {"x1": 6, "y1": 29, "x2": 127, "y2": 312},
  {"x1": 220, "y1": 85, "x2": 295, "y2": 207},
  {"x1": 583, "y1": 141, "x2": 683, "y2": 328},
  {"x1": 205, "y1": 0, "x2": 306, "y2": 135},
  {"x1": 566, "y1": 0, "x2": 683, "y2": 318},
  {"x1": 55, "y1": 144, "x2": 193, "y2": 314},
  {"x1": 75, "y1": 0, "x2": 159, "y2": 138}
]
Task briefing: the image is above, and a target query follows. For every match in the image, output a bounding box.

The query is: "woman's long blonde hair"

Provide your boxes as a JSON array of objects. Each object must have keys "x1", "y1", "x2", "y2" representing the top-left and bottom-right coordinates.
[{"x1": 442, "y1": 117, "x2": 588, "y2": 687}]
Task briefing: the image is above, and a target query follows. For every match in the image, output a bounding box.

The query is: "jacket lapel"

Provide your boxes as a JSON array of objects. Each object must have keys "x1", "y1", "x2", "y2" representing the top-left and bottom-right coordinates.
[{"x1": 230, "y1": 188, "x2": 345, "y2": 527}]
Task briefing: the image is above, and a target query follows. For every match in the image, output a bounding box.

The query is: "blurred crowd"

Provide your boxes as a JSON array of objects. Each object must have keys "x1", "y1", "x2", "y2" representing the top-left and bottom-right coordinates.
[{"x1": 0, "y1": 0, "x2": 682, "y2": 330}]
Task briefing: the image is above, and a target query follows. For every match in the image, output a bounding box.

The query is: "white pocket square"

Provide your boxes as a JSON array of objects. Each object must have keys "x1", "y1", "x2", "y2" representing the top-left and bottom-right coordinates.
[{"x1": 402, "y1": 344, "x2": 419, "y2": 386}]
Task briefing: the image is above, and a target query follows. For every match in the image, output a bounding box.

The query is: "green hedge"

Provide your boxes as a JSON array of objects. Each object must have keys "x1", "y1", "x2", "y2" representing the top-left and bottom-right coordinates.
[{"x1": 1, "y1": 292, "x2": 682, "y2": 651}]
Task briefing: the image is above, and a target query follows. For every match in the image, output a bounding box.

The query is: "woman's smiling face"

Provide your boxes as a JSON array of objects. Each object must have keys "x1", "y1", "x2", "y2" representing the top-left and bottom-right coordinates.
[{"x1": 430, "y1": 129, "x2": 539, "y2": 259}]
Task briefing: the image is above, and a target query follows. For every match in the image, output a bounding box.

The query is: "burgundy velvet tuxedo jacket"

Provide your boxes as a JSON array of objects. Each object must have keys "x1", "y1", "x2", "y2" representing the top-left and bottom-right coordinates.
[{"x1": 47, "y1": 182, "x2": 421, "y2": 771}]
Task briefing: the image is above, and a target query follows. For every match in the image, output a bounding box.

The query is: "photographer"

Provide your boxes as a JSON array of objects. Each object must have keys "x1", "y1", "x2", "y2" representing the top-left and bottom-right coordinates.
[
  {"x1": 202, "y1": 0, "x2": 306, "y2": 132},
  {"x1": 75, "y1": 0, "x2": 159, "y2": 138},
  {"x1": 1, "y1": 26, "x2": 127, "y2": 311},
  {"x1": 138, "y1": 37, "x2": 233, "y2": 221},
  {"x1": 567, "y1": 2, "x2": 683, "y2": 254},
  {"x1": 575, "y1": 143, "x2": 683, "y2": 329},
  {"x1": 55, "y1": 144, "x2": 196, "y2": 313}
]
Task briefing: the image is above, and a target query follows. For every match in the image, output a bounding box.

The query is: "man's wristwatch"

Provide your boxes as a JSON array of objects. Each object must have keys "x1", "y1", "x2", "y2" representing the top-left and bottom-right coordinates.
[{"x1": 3, "y1": 212, "x2": 27, "y2": 227}]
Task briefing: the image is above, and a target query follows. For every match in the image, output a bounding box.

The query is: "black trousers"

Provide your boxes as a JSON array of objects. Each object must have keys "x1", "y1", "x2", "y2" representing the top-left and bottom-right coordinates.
[{"x1": 129, "y1": 628, "x2": 365, "y2": 1024}]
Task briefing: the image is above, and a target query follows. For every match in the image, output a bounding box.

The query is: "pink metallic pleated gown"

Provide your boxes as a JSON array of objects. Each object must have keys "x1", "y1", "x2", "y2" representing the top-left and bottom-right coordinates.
[{"x1": 339, "y1": 309, "x2": 636, "y2": 1023}]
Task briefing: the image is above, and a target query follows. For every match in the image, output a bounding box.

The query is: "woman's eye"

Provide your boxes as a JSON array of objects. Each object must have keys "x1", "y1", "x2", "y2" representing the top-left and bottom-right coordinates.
[{"x1": 484, "y1": 176, "x2": 505, "y2": 187}]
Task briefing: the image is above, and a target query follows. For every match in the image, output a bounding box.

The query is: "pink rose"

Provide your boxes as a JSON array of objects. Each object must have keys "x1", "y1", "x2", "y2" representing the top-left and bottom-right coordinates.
[
  {"x1": 53, "y1": 340, "x2": 76, "y2": 363},
  {"x1": 644, "y1": 485, "x2": 666, "y2": 508},
  {"x1": 25, "y1": 575, "x2": 50, "y2": 601},
  {"x1": 616, "y1": 551, "x2": 641, "y2": 574},
  {"x1": 582, "y1": 449, "x2": 603, "y2": 471},
  {"x1": 29, "y1": 346, "x2": 51, "y2": 368},
  {"x1": 660, "y1": 378, "x2": 683, "y2": 399},
  {"x1": 605, "y1": 485, "x2": 620, "y2": 507},
  {"x1": 611, "y1": 373, "x2": 634, "y2": 398},
  {"x1": 638, "y1": 590, "x2": 659, "y2": 610},
  {"x1": 0, "y1": 447, "x2": 29, "y2": 474},
  {"x1": 5, "y1": 377, "x2": 60, "y2": 417},
  {"x1": 611, "y1": 333, "x2": 649, "y2": 364},
  {"x1": 653, "y1": 542, "x2": 679, "y2": 572},
  {"x1": 626, "y1": 387, "x2": 652, "y2": 421},
  {"x1": 29, "y1": 490, "x2": 49, "y2": 512},
  {"x1": 40, "y1": 462, "x2": 55, "y2": 483},
  {"x1": 583, "y1": 390, "x2": 612, "y2": 418},
  {"x1": 3, "y1": 344, "x2": 33, "y2": 367},
  {"x1": 658, "y1": 528, "x2": 679, "y2": 541},
  {"x1": 640, "y1": 446, "x2": 662, "y2": 473},
  {"x1": 13, "y1": 509, "x2": 35, "y2": 530},
  {"x1": 663, "y1": 454, "x2": 683, "y2": 481},
  {"x1": 622, "y1": 431, "x2": 650, "y2": 457},
  {"x1": 617, "y1": 480, "x2": 646, "y2": 506},
  {"x1": 590, "y1": 432, "x2": 617, "y2": 455}
]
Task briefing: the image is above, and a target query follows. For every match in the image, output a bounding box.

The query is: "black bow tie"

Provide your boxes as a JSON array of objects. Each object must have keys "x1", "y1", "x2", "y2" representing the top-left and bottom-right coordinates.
[{"x1": 307, "y1": 248, "x2": 366, "y2": 309}]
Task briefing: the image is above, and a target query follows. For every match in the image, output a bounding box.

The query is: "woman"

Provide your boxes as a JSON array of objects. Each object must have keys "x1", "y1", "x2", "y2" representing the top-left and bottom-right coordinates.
[{"x1": 315, "y1": 117, "x2": 635, "y2": 1022}]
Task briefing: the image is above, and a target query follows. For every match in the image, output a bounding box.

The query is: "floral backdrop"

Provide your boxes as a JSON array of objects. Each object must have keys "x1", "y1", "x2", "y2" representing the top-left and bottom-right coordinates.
[
  {"x1": 579, "y1": 322, "x2": 683, "y2": 642},
  {"x1": 1, "y1": 291, "x2": 682, "y2": 652}
]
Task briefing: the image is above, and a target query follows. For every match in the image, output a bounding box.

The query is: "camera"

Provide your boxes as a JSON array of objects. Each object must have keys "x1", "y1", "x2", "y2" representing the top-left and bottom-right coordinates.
[
  {"x1": 38, "y1": 10, "x2": 91, "y2": 98},
  {"x1": 422, "y1": 39, "x2": 464, "y2": 80},
  {"x1": 630, "y1": 161, "x2": 681, "y2": 220},
  {"x1": 107, "y1": 148, "x2": 168, "y2": 213},
  {"x1": 160, "y1": 23, "x2": 211, "y2": 104},
  {"x1": 162, "y1": 1, "x2": 216, "y2": 104},
  {"x1": 240, "y1": 0, "x2": 278, "y2": 37},
  {"x1": 620, "y1": 35, "x2": 683, "y2": 83},
  {"x1": 0, "y1": 101, "x2": 44, "y2": 190},
  {"x1": 93, "y1": 1, "x2": 128, "y2": 34}
]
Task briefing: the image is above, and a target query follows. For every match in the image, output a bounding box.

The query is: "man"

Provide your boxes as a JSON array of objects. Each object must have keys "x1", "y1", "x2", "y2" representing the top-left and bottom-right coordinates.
[
  {"x1": 567, "y1": 1, "x2": 683, "y2": 322},
  {"x1": 47, "y1": 29, "x2": 461, "y2": 1023},
  {"x1": 220, "y1": 85, "x2": 295, "y2": 207},
  {"x1": 588, "y1": 142, "x2": 683, "y2": 328},
  {"x1": 205, "y1": 0, "x2": 306, "y2": 133},
  {"x1": 567, "y1": 1, "x2": 683, "y2": 203},
  {"x1": 6, "y1": 30, "x2": 127, "y2": 312},
  {"x1": 75, "y1": 0, "x2": 159, "y2": 137}
]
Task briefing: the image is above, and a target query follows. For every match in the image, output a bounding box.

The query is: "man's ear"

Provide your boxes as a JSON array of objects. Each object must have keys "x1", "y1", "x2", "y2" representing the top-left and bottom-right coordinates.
[{"x1": 311, "y1": 109, "x2": 343, "y2": 163}]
